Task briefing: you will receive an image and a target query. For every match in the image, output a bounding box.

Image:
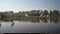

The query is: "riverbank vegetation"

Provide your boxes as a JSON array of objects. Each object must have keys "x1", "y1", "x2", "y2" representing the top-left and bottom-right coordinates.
[{"x1": 0, "y1": 10, "x2": 60, "y2": 21}]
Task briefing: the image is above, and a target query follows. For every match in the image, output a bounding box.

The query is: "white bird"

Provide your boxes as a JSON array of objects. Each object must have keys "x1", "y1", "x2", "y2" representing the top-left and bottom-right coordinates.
[{"x1": 25, "y1": 13, "x2": 28, "y2": 17}]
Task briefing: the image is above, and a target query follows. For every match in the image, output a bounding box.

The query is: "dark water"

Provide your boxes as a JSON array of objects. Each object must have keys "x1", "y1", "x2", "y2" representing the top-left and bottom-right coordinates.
[{"x1": 0, "y1": 18, "x2": 60, "y2": 33}]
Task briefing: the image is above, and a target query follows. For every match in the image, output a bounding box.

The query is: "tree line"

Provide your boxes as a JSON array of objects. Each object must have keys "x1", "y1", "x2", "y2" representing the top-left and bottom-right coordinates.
[{"x1": 0, "y1": 10, "x2": 60, "y2": 20}]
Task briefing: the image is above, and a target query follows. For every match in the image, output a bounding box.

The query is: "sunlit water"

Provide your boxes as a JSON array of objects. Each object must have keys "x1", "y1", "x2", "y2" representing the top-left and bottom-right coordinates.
[{"x1": 0, "y1": 19, "x2": 60, "y2": 33}]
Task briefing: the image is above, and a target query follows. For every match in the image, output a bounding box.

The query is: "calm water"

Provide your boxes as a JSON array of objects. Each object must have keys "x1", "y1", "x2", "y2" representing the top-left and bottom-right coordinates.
[{"x1": 0, "y1": 18, "x2": 60, "y2": 33}]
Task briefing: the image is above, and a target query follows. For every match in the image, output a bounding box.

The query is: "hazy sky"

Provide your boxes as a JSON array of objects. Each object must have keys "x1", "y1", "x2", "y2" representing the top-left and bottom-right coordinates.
[{"x1": 0, "y1": 0, "x2": 60, "y2": 13}]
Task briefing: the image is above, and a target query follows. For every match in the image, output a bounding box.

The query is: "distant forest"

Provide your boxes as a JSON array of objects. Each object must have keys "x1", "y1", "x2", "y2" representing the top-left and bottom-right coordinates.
[{"x1": 0, "y1": 10, "x2": 60, "y2": 21}]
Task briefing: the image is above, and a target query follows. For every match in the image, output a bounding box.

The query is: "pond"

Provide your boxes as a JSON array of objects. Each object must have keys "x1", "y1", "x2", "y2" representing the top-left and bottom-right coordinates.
[{"x1": 0, "y1": 18, "x2": 60, "y2": 33}]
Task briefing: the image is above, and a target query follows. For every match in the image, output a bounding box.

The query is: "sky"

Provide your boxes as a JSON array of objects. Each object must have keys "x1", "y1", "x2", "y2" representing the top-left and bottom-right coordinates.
[{"x1": 0, "y1": 0, "x2": 60, "y2": 13}]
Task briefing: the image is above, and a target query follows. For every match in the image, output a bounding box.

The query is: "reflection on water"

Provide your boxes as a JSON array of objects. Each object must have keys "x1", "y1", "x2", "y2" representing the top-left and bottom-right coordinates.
[
  {"x1": 10, "y1": 22, "x2": 14, "y2": 27},
  {"x1": 0, "y1": 17, "x2": 60, "y2": 33},
  {"x1": 0, "y1": 17, "x2": 60, "y2": 28},
  {"x1": 29, "y1": 17, "x2": 60, "y2": 23},
  {"x1": 50, "y1": 18, "x2": 60, "y2": 24}
]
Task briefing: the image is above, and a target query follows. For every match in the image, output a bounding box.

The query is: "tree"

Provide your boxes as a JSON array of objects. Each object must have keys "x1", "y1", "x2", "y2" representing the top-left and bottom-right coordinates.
[
  {"x1": 53, "y1": 10, "x2": 59, "y2": 15},
  {"x1": 10, "y1": 11, "x2": 13, "y2": 13},
  {"x1": 50, "y1": 10, "x2": 53, "y2": 15},
  {"x1": 43, "y1": 10, "x2": 48, "y2": 15}
]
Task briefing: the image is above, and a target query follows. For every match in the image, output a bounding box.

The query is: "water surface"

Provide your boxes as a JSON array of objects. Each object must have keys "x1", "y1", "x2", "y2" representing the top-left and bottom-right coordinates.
[{"x1": 0, "y1": 18, "x2": 60, "y2": 33}]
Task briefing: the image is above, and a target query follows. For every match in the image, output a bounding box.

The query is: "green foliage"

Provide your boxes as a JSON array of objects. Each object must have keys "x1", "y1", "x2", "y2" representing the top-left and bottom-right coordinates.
[
  {"x1": 43, "y1": 10, "x2": 48, "y2": 15},
  {"x1": 0, "y1": 10, "x2": 60, "y2": 20}
]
